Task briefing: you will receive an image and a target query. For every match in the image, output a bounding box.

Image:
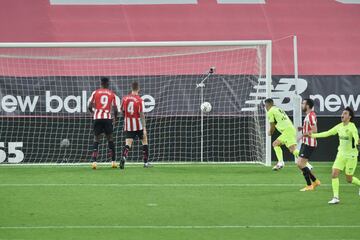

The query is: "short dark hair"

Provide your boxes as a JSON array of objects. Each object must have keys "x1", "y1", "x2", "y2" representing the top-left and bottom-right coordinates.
[
  {"x1": 303, "y1": 98, "x2": 314, "y2": 109},
  {"x1": 101, "y1": 77, "x2": 109, "y2": 87},
  {"x1": 344, "y1": 106, "x2": 355, "y2": 121},
  {"x1": 132, "y1": 81, "x2": 139, "y2": 91},
  {"x1": 264, "y1": 98, "x2": 274, "y2": 105}
]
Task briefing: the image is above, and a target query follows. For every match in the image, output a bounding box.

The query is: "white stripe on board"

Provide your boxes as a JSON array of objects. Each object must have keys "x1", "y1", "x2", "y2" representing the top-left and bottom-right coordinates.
[
  {"x1": 49, "y1": 0, "x2": 272, "y2": 4},
  {"x1": 1, "y1": 225, "x2": 360, "y2": 229},
  {"x1": 50, "y1": 0, "x2": 198, "y2": 5},
  {"x1": 217, "y1": 0, "x2": 265, "y2": 3},
  {"x1": 336, "y1": 0, "x2": 360, "y2": 3}
]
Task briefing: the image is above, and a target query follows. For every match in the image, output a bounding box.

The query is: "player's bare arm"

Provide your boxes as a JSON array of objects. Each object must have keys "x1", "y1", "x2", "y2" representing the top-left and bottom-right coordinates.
[
  {"x1": 88, "y1": 102, "x2": 94, "y2": 113},
  {"x1": 140, "y1": 111, "x2": 147, "y2": 136},
  {"x1": 303, "y1": 132, "x2": 311, "y2": 138},
  {"x1": 268, "y1": 122, "x2": 275, "y2": 136}
]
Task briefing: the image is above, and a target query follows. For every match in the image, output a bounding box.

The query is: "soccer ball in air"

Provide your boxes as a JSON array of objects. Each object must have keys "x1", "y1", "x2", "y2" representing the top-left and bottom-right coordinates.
[
  {"x1": 200, "y1": 102, "x2": 212, "y2": 113},
  {"x1": 60, "y1": 139, "x2": 70, "y2": 148}
]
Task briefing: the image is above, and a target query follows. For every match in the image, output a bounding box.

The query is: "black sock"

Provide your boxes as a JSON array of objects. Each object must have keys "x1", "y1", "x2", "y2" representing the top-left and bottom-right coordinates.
[
  {"x1": 108, "y1": 141, "x2": 115, "y2": 161},
  {"x1": 301, "y1": 167, "x2": 312, "y2": 186},
  {"x1": 309, "y1": 171, "x2": 317, "y2": 182},
  {"x1": 122, "y1": 145, "x2": 130, "y2": 158},
  {"x1": 92, "y1": 142, "x2": 99, "y2": 161},
  {"x1": 142, "y1": 145, "x2": 149, "y2": 163}
]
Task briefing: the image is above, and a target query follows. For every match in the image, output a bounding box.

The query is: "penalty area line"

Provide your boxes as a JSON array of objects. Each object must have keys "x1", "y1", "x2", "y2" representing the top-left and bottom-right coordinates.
[
  {"x1": 0, "y1": 225, "x2": 360, "y2": 229},
  {"x1": 0, "y1": 183, "x2": 348, "y2": 187}
]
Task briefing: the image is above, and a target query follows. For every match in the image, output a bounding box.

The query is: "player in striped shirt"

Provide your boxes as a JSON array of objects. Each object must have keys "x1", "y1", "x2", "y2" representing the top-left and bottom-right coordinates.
[
  {"x1": 120, "y1": 81, "x2": 150, "y2": 169},
  {"x1": 297, "y1": 98, "x2": 321, "y2": 191},
  {"x1": 87, "y1": 77, "x2": 120, "y2": 169}
]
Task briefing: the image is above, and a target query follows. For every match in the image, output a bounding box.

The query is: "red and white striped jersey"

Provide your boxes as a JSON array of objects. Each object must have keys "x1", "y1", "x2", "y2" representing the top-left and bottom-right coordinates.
[
  {"x1": 88, "y1": 88, "x2": 120, "y2": 120},
  {"x1": 302, "y1": 111, "x2": 317, "y2": 147},
  {"x1": 121, "y1": 94, "x2": 144, "y2": 131}
]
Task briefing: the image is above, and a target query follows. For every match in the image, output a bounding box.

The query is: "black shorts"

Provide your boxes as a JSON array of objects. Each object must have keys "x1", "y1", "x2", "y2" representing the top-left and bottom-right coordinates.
[
  {"x1": 124, "y1": 130, "x2": 144, "y2": 140},
  {"x1": 93, "y1": 119, "x2": 113, "y2": 136},
  {"x1": 299, "y1": 144, "x2": 316, "y2": 159}
]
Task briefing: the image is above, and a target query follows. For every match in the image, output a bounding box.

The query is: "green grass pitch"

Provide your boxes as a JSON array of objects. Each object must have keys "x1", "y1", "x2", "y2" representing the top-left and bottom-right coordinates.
[{"x1": 0, "y1": 163, "x2": 360, "y2": 240}]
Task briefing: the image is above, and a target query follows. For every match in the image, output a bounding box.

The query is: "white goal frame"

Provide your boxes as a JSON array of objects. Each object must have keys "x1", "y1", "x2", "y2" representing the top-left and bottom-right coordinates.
[{"x1": 0, "y1": 40, "x2": 272, "y2": 166}]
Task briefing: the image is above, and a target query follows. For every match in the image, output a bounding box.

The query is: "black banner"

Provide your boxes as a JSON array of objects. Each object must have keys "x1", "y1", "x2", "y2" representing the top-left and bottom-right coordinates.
[
  {"x1": 1, "y1": 75, "x2": 359, "y2": 163},
  {"x1": 1, "y1": 75, "x2": 359, "y2": 117},
  {"x1": 271, "y1": 75, "x2": 360, "y2": 116},
  {"x1": 0, "y1": 75, "x2": 259, "y2": 117}
]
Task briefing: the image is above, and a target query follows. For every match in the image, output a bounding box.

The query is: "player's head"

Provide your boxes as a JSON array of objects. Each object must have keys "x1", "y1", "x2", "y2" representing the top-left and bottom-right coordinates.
[
  {"x1": 342, "y1": 106, "x2": 354, "y2": 123},
  {"x1": 264, "y1": 98, "x2": 274, "y2": 111},
  {"x1": 302, "y1": 98, "x2": 314, "y2": 112},
  {"x1": 131, "y1": 81, "x2": 140, "y2": 94},
  {"x1": 101, "y1": 77, "x2": 110, "y2": 88}
]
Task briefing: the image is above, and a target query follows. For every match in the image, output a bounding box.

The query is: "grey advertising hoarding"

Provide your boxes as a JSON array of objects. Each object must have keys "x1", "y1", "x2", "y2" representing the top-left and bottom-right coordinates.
[
  {"x1": 0, "y1": 74, "x2": 265, "y2": 163},
  {"x1": 0, "y1": 75, "x2": 359, "y2": 163},
  {"x1": 271, "y1": 75, "x2": 360, "y2": 116},
  {"x1": 1, "y1": 75, "x2": 359, "y2": 117},
  {"x1": 0, "y1": 75, "x2": 258, "y2": 117},
  {"x1": 0, "y1": 75, "x2": 360, "y2": 116}
]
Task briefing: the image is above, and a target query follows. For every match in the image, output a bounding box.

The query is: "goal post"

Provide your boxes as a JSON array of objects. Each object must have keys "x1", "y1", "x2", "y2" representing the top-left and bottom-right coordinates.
[
  {"x1": 293, "y1": 36, "x2": 302, "y2": 163},
  {"x1": 0, "y1": 41, "x2": 272, "y2": 166}
]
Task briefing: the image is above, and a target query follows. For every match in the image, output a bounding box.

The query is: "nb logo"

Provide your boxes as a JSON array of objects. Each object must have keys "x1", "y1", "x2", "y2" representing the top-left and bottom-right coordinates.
[
  {"x1": 271, "y1": 78, "x2": 308, "y2": 111},
  {"x1": 241, "y1": 78, "x2": 308, "y2": 112}
]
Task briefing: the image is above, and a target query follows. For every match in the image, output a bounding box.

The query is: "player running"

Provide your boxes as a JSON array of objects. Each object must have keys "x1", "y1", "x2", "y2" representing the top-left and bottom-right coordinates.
[
  {"x1": 297, "y1": 98, "x2": 321, "y2": 191},
  {"x1": 88, "y1": 77, "x2": 120, "y2": 170},
  {"x1": 305, "y1": 107, "x2": 360, "y2": 204},
  {"x1": 120, "y1": 81, "x2": 150, "y2": 169},
  {"x1": 264, "y1": 98, "x2": 299, "y2": 170}
]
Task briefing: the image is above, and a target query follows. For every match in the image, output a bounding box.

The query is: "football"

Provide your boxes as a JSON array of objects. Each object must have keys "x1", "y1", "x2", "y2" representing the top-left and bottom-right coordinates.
[
  {"x1": 200, "y1": 102, "x2": 212, "y2": 113},
  {"x1": 60, "y1": 138, "x2": 70, "y2": 148}
]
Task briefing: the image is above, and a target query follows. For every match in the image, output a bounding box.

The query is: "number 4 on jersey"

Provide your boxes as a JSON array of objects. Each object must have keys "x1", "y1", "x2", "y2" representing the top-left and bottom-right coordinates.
[{"x1": 127, "y1": 101, "x2": 134, "y2": 115}]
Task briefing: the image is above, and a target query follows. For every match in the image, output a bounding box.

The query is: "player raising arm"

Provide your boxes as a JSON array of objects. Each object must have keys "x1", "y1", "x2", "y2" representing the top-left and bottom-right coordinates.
[
  {"x1": 305, "y1": 107, "x2": 360, "y2": 204},
  {"x1": 264, "y1": 98, "x2": 299, "y2": 170},
  {"x1": 120, "y1": 81, "x2": 150, "y2": 169},
  {"x1": 88, "y1": 77, "x2": 120, "y2": 169}
]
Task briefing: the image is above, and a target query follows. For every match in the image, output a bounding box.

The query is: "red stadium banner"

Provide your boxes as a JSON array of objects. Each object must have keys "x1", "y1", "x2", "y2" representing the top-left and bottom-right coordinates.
[{"x1": 0, "y1": 0, "x2": 360, "y2": 75}]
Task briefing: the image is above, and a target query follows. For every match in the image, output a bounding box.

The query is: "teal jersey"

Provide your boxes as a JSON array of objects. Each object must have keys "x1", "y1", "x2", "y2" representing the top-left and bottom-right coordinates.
[
  {"x1": 267, "y1": 106, "x2": 294, "y2": 133},
  {"x1": 312, "y1": 122, "x2": 359, "y2": 154}
]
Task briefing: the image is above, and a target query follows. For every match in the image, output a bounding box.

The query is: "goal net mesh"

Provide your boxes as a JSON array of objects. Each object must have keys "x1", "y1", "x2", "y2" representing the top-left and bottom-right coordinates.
[{"x1": 0, "y1": 44, "x2": 268, "y2": 164}]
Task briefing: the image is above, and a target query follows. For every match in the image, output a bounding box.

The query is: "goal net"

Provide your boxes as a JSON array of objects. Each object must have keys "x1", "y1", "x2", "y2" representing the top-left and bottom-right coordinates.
[{"x1": 0, "y1": 41, "x2": 271, "y2": 165}]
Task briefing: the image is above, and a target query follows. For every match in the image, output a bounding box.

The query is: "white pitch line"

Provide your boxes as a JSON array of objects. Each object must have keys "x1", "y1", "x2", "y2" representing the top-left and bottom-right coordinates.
[
  {"x1": 0, "y1": 183, "x2": 348, "y2": 187},
  {"x1": 0, "y1": 163, "x2": 335, "y2": 168},
  {"x1": 0, "y1": 225, "x2": 360, "y2": 229}
]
